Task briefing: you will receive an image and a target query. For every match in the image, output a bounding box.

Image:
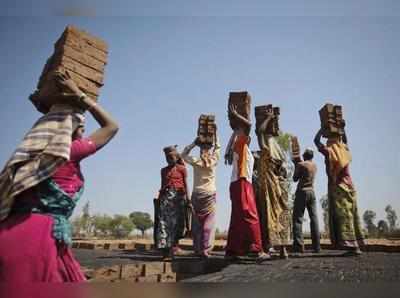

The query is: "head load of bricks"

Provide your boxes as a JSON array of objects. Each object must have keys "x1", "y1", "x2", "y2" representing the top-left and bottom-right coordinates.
[
  {"x1": 255, "y1": 104, "x2": 280, "y2": 136},
  {"x1": 228, "y1": 91, "x2": 251, "y2": 129},
  {"x1": 197, "y1": 114, "x2": 216, "y2": 145},
  {"x1": 30, "y1": 25, "x2": 108, "y2": 113},
  {"x1": 319, "y1": 103, "x2": 345, "y2": 138}
]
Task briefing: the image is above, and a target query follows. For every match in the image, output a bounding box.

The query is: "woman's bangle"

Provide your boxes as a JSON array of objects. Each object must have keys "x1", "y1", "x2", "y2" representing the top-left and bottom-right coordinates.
[{"x1": 87, "y1": 102, "x2": 98, "y2": 112}]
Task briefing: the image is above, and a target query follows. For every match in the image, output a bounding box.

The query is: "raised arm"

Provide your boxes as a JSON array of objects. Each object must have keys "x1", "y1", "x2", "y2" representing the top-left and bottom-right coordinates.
[
  {"x1": 209, "y1": 135, "x2": 221, "y2": 167},
  {"x1": 181, "y1": 138, "x2": 198, "y2": 165},
  {"x1": 256, "y1": 113, "x2": 273, "y2": 150},
  {"x1": 229, "y1": 104, "x2": 251, "y2": 129},
  {"x1": 313, "y1": 128, "x2": 324, "y2": 150},
  {"x1": 342, "y1": 130, "x2": 348, "y2": 145},
  {"x1": 55, "y1": 71, "x2": 119, "y2": 149},
  {"x1": 82, "y1": 98, "x2": 119, "y2": 150}
]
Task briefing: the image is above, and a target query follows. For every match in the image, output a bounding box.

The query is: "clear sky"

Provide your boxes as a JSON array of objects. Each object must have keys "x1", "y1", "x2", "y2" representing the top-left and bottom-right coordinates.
[{"x1": 1, "y1": 6, "x2": 399, "y2": 231}]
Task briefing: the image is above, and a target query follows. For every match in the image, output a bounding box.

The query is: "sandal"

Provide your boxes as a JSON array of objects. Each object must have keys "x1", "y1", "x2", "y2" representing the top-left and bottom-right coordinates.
[{"x1": 256, "y1": 252, "x2": 272, "y2": 264}]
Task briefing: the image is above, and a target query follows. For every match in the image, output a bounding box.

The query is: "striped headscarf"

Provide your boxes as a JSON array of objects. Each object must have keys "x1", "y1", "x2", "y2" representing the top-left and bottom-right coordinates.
[{"x1": 0, "y1": 104, "x2": 84, "y2": 221}]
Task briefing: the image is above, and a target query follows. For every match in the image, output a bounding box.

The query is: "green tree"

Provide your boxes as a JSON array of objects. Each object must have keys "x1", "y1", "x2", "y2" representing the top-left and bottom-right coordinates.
[
  {"x1": 275, "y1": 132, "x2": 292, "y2": 152},
  {"x1": 363, "y1": 210, "x2": 377, "y2": 236},
  {"x1": 377, "y1": 220, "x2": 389, "y2": 237},
  {"x1": 110, "y1": 215, "x2": 135, "y2": 238},
  {"x1": 92, "y1": 214, "x2": 113, "y2": 237},
  {"x1": 129, "y1": 212, "x2": 153, "y2": 237},
  {"x1": 385, "y1": 205, "x2": 398, "y2": 231}
]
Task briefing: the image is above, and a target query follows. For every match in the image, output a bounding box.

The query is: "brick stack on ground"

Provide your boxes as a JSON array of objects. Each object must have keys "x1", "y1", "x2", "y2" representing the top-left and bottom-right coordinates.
[{"x1": 89, "y1": 262, "x2": 176, "y2": 283}]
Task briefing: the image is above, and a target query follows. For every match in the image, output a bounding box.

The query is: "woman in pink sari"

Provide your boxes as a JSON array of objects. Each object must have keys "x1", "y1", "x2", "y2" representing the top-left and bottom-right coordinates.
[{"x1": 0, "y1": 72, "x2": 119, "y2": 282}]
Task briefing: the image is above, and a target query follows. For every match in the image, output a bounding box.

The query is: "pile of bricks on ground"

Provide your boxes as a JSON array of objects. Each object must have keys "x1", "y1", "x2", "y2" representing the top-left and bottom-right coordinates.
[
  {"x1": 83, "y1": 262, "x2": 176, "y2": 283},
  {"x1": 73, "y1": 239, "x2": 400, "y2": 253},
  {"x1": 72, "y1": 239, "x2": 226, "y2": 252}
]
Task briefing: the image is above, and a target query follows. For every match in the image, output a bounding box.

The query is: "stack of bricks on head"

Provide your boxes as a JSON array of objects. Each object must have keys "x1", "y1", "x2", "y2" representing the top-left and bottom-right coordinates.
[
  {"x1": 228, "y1": 91, "x2": 251, "y2": 130},
  {"x1": 319, "y1": 103, "x2": 345, "y2": 138},
  {"x1": 197, "y1": 114, "x2": 216, "y2": 146},
  {"x1": 291, "y1": 136, "x2": 301, "y2": 163},
  {"x1": 30, "y1": 25, "x2": 108, "y2": 113},
  {"x1": 255, "y1": 104, "x2": 280, "y2": 136}
]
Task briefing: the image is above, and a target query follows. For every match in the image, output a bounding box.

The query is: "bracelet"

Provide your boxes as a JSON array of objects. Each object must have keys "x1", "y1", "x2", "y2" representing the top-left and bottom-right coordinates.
[
  {"x1": 87, "y1": 102, "x2": 98, "y2": 112},
  {"x1": 79, "y1": 92, "x2": 97, "y2": 111}
]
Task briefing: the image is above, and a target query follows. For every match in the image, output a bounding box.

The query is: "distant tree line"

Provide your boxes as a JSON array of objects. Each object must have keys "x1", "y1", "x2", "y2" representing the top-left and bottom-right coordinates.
[
  {"x1": 72, "y1": 201, "x2": 154, "y2": 239},
  {"x1": 362, "y1": 205, "x2": 399, "y2": 238}
]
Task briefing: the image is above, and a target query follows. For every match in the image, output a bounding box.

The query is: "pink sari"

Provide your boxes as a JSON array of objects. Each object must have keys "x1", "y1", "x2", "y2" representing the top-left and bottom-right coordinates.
[{"x1": 0, "y1": 138, "x2": 96, "y2": 282}]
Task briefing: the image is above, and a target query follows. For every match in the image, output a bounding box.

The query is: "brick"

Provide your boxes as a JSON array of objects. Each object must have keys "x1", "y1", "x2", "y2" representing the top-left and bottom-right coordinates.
[
  {"x1": 61, "y1": 25, "x2": 108, "y2": 53},
  {"x1": 55, "y1": 32, "x2": 107, "y2": 64},
  {"x1": 163, "y1": 262, "x2": 173, "y2": 274},
  {"x1": 135, "y1": 243, "x2": 152, "y2": 251},
  {"x1": 135, "y1": 275, "x2": 159, "y2": 283},
  {"x1": 158, "y1": 273, "x2": 176, "y2": 283},
  {"x1": 104, "y1": 243, "x2": 119, "y2": 250},
  {"x1": 124, "y1": 242, "x2": 136, "y2": 250},
  {"x1": 291, "y1": 136, "x2": 301, "y2": 162},
  {"x1": 92, "y1": 265, "x2": 121, "y2": 282},
  {"x1": 57, "y1": 45, "x2": 106, "y2": 73},
  {"x1": 86, "y1": 243, "x2": 96, "y2": 249},
  {"x1": 142, "y1": 263, "x2": 164, "y2": 277},
  {"x1": 50, "y1": 54, "x2": 104, "y2": 84},
  {"x1": 228, "y1": 91, "x2": 251, "y2": 130},
  {"x1": 319, "y1": 103, "x2": 345, "y2": 138},
  {"x1": 31, "y1": 25, "x2": 107, "y2": 113},
  {"x1": 255, "y1": 104, "x2": 280, "y2": 136},
  {"x1": 197, "y1": 114, "x2": 216, "y2": 146},
  {"x1": 120, "y1": 264, "x2": 144, "y2": 280},
  {"x1": 94, "y1": 242, "x2": 105, "y2": 250}
]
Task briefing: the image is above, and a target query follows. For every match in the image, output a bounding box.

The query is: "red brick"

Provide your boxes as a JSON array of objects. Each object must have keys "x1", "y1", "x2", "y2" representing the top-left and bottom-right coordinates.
[
  {"x1": 142, "y1": 263, "x2": 164, "y2": 276},
  {"x1": 158, "y1": 273, "x2": 176, "y2": 283},
  {"x1": 51, "y1": 54, "x2": 104, "y2": 84},
  {"x1": 120, "y1": 264, "x2": 144, "y2": 280},
  {"x1": 61, "y1": 25, "x2": 108, "y2": 53},
  {"x1": 58, "y1": 45, "x2": 106, "y2": 73},
  {"x1": 135, "y1": 275, "x2": 159, "y2": 283},
  {"x1": 56, "y1": 33, "x2": 107, "y2": 64},
  {"x1": 92, "y1": 265, "x2": 121, "y2": 282}
]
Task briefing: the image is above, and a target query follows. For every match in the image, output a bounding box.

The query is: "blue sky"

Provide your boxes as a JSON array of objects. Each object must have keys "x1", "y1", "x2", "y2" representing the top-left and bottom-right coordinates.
[{"x1": 0, "y1": 13, "x2": 399, "y2": 231}]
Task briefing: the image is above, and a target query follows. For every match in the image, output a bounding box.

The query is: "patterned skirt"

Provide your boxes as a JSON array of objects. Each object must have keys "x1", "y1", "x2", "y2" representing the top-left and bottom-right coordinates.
[
  {"x1": 256, "y1": 149, "x2": 290, "y2": 249},
  {"x1": 155, "y1": 189, "x2": 186, "y2": 250},
  {"x1": 328, "y1": 183, "x2": 365, "y2": 249}
]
